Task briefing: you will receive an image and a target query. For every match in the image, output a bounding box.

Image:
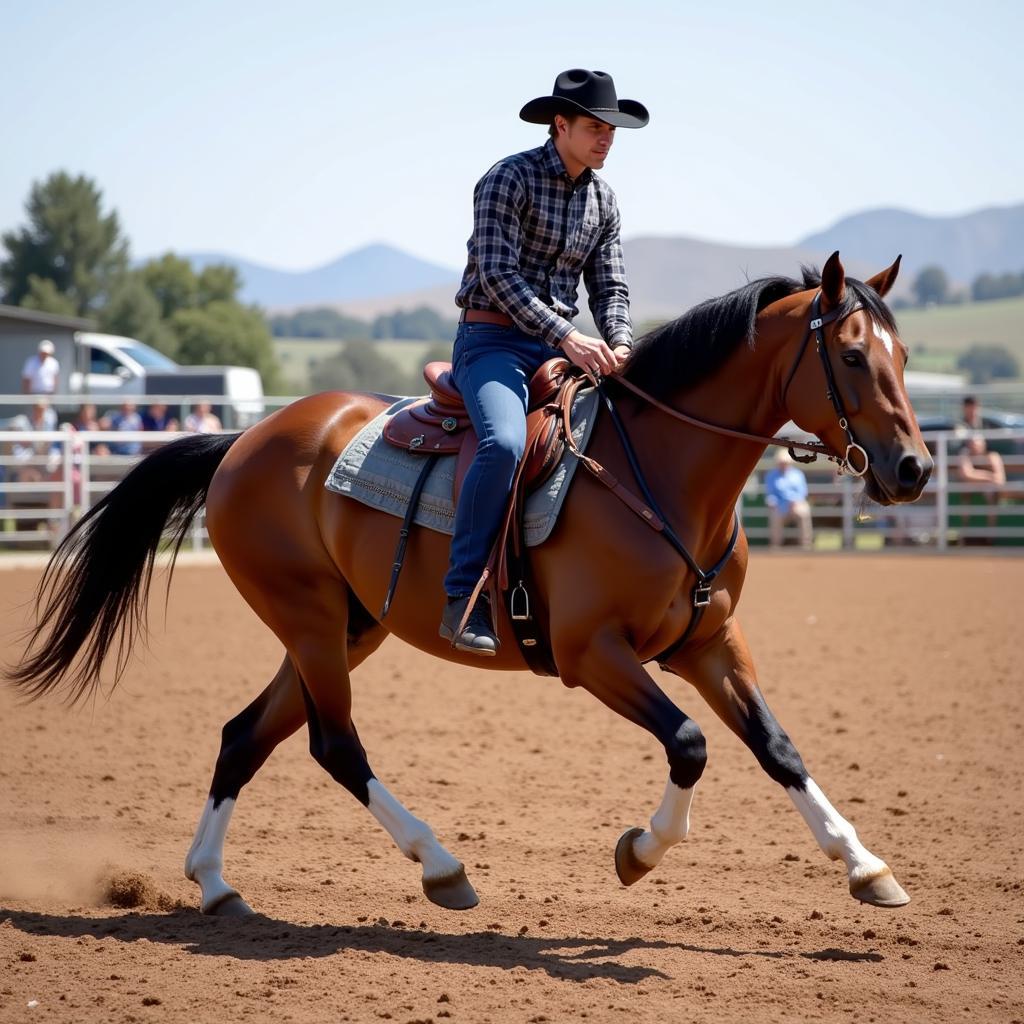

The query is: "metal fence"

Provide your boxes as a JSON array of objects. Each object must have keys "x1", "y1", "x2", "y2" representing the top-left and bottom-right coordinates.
[{"x1": 1, "y1": 426, "x2": 1021, "y2": 553}]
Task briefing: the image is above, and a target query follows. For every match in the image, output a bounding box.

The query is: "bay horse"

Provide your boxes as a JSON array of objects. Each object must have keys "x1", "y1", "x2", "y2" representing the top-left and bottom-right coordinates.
[{"x1": 10, "y1": 252, "x2": 931, "y2": 917}]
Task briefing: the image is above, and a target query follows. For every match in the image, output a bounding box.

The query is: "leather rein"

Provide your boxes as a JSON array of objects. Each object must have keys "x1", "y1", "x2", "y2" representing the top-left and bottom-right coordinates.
[
  {"x1": 556, "y1": 294, "x2": 872, "y2": 664},
  {"x1": 616, "y1": 292, "x2": 871, "y2": 478}
]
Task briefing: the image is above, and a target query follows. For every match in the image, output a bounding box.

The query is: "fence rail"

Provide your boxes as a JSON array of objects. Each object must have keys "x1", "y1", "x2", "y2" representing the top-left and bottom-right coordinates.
[{"x1": 1, "y1": 428, "x2": 1021, "y2": 553}]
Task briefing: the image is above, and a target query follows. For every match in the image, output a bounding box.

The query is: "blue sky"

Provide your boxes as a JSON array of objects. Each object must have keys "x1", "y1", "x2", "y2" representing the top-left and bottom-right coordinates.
[{"x1": 3, "y1": 1, "x2": 1020, "y2": 272}]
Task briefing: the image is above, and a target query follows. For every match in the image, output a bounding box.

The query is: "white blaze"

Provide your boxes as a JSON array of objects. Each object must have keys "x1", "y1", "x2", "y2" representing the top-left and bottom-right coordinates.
[{"x1": 873, "y1": 322, "x2": 894, "y2": 359}]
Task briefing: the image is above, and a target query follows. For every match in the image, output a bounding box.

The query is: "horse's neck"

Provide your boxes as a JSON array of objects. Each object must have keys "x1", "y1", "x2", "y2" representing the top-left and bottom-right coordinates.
[{"x1": 621, "y1": 312, "x2": 793, "y2": 549}]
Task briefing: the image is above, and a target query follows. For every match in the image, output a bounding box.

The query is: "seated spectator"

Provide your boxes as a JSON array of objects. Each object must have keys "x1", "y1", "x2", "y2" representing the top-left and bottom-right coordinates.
[
  {"x1": 100, "y1": 401, "x2": 144, "y2": 456},
  {"x1": 11, "y1": 400, "x2": 62, "y2": 504},
  {"x1": 142, "y1": 402, "x2": 179, "y2": 432},
  {"x1": 184, "y1": 402, "x2": 222, "y2": 434},
  {"x1": 765, "y1": 449, "x2": 813, "y2": 550},
  {"x1": 956, "y1": 435, "x2": 1006, "y2": 534},
  {"x1": 72, "y1": 403, "x2": 110, "y2": 456}
]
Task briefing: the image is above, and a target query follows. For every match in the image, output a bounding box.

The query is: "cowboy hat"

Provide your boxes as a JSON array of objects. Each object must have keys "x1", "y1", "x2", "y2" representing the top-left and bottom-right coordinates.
[{"x1": 520, "y1": 69, "x2": 649, "y2": 129}]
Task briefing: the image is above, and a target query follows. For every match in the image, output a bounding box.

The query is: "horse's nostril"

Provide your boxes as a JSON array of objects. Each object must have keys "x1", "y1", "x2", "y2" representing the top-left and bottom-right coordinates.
[{"x1": 897, "y1": 454, "x2": 926, "y2": 489}]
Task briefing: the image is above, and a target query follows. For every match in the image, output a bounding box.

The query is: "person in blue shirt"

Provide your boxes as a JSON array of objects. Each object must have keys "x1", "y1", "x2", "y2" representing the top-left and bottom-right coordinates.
[{"x1": 764, "y1": 449, "x2": 813, "y2": 550}]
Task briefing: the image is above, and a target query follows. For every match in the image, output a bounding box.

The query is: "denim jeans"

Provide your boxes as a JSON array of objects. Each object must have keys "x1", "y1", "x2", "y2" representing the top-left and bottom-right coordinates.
[{"x1": 443, "y1": 322, "x2": 555, "y2": 597}]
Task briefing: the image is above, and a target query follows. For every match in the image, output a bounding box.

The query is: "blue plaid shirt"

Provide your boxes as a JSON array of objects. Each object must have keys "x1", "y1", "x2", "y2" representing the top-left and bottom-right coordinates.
[{"x1": 455, "y1": 139, "x2": 633, "y2": 349}]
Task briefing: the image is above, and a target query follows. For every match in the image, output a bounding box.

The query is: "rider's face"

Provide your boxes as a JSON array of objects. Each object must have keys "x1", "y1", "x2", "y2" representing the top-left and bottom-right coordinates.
[{"x1": 556, "y1": 116, "x2": 616, "y2": 175}]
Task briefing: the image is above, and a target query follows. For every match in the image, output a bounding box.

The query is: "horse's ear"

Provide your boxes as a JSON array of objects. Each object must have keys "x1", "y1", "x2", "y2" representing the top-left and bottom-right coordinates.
[
  {"x1": 820, "y1": 251, "x2": 846, "y2": 308},
  {"x1": 865, "y1": 255, "x2": 902, "y2": 298}
]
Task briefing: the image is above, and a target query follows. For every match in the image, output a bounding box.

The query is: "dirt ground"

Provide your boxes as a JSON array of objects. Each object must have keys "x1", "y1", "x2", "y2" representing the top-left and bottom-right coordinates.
[{"x1": 0, "y1": 554, "x2": 1021, "y2": 1024}]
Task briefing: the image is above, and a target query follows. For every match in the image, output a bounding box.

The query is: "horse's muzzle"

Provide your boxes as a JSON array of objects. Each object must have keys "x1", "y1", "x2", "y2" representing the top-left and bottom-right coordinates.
[{"x1": 869, "y1": 448, "x2": 933, "y2": 504}]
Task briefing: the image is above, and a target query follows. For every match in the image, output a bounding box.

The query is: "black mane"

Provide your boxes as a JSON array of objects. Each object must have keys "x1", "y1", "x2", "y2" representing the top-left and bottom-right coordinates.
[{"x1": 622, "y1": 267, "x2": 898, "y2": 400}]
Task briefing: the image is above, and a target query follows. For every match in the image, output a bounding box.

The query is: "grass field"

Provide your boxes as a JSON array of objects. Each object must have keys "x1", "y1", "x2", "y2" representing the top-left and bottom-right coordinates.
[{"x1": 895, "y1": 295, "x2": 1024, "y2": 372}]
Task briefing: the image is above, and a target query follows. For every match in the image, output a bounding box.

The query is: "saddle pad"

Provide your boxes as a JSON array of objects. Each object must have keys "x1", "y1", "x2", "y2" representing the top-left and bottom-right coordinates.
[{"x1": 325, "y1": 387, "x2": 600, "y2": 547}]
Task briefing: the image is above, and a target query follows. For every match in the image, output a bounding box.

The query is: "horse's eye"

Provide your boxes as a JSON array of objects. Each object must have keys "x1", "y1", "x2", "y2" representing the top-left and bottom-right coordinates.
[{"x1": 842, "y1": 352, "x2": 863, "y2": 368}]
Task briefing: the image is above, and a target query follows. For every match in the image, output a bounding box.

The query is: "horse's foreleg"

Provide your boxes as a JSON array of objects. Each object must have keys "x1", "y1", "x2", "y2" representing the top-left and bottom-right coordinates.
[
  {"x1": 556, "y1": 631, "x2": 707, "y2": 886},
  {"x1": 668, "y1": 618, "x2": 909, "y2": 908}
]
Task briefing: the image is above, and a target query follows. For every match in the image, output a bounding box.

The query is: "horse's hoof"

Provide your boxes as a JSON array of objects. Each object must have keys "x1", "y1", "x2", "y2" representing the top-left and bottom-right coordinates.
[
  {"x1": 203, "y1": 890, "x2": 255, "y2": 917},
  {"x1": 615, "y1": 827, "x2": 654, "y2": 886},
  {"x1": 422, "y1": 866, "x2": 479, "y2": 910},
  {"x1": 851, "y1": 870, "x2": 910, "y2": 908}
]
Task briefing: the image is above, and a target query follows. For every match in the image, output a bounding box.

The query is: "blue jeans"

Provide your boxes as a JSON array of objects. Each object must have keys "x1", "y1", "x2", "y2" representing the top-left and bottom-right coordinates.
[{"x1": 443, "y1": 322, "x2": 555, "y2": 597}]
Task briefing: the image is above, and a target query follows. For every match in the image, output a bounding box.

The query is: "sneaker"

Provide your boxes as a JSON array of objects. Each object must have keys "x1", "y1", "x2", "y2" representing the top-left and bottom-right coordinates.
[{"x1": 439, "y1": 594, "x2": 499, "y2": 656}]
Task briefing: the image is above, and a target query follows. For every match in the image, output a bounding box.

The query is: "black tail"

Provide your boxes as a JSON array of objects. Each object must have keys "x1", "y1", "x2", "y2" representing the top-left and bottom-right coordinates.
[{"x1": 7, "y1": 432, "x2": 241, "y2": 704}]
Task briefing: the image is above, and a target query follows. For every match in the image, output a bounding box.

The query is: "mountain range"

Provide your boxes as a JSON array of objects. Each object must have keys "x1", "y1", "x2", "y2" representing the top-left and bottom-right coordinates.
[{"x1": 185, "y1": 202, "x2": 1024, "y2": 324}]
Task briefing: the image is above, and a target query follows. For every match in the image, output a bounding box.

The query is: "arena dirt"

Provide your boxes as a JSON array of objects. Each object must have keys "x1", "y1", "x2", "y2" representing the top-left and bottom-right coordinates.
[{"x1": 1, "y1": 555, "x2": 1021, "y2": 1023}]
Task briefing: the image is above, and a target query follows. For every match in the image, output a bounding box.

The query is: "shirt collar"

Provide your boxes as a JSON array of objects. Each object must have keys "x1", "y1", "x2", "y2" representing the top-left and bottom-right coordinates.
[{"x1": 541, "y1": 139, "x2": 593, "y2": 186}]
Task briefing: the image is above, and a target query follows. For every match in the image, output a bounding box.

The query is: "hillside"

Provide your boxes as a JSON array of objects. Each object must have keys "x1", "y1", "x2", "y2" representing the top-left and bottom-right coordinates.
[
  {"x1": 799, "y1": 203, "x2": 1024, "y2": 283},
  {"x1": 185, "y1": 243, "x2": 459, "y2": 307}
]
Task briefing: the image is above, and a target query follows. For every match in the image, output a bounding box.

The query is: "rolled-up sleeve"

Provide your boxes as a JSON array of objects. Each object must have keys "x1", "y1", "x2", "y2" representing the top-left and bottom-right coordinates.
[
  {"x1": 473, "y1": 165, "x2": 575, "y2": 347},
  {"x1": 583, "y1": 196, "x2": 632, "y2": 347}
]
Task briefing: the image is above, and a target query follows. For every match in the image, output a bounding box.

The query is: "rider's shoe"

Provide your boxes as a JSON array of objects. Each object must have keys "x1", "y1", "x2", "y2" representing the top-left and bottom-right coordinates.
[{"x1": 439, "y1": 594, "x2": 499, "y2": 656}]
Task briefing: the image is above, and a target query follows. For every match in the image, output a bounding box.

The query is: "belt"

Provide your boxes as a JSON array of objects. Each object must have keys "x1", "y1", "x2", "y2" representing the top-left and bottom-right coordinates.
[{"x1": 461, "y1": 308, "x2": 514, "y2": 327}]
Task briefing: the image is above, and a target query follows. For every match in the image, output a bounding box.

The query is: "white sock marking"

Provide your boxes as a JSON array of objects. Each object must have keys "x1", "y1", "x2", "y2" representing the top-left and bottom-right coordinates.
[
  {"x1": 788, "y1": 777, "x2": 889, "y2": 886},
  {"x1": 366, "y1": 779, "x2": 463, "y2": 882},
  {"x1": 184, "y1": 797, "x2": 240, "y2": 912},
  {"x1": 632, "y1": 779, "x2": 696, "y2": 869}
]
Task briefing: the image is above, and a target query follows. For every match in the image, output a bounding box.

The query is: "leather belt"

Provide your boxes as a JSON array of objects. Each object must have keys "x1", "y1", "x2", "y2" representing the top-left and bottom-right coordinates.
[{"x1": 462, "y1": 308, "x2": 514, "y2": 327}]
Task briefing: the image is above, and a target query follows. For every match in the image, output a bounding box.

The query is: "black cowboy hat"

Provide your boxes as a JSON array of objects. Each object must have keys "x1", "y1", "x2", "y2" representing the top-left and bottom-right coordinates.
[{"x1": 519, "y1": 69, "x2": 649, "y2": 129}]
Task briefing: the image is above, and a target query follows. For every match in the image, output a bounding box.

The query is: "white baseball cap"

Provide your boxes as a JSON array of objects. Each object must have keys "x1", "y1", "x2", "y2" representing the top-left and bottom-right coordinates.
[{"x1": 39, "y1": 339, "x2": 55, "y2": 354}]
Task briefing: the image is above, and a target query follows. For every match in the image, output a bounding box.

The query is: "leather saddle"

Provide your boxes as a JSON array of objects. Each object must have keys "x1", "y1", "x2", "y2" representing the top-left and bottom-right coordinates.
[{"x1": 383, "y1": 357, "x2": 573, "y2": 504}]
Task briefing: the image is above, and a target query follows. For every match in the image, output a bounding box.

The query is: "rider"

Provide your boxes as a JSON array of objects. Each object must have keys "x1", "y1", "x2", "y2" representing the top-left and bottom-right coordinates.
[{"x1": 440, "y1": 69, "x2": 649, "y2": 655}]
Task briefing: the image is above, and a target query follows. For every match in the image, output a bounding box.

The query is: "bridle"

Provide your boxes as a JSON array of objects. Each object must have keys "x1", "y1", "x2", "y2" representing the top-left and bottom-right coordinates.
[{"x1": 615, "y1": 291, "x2": 871, "y2": 478}]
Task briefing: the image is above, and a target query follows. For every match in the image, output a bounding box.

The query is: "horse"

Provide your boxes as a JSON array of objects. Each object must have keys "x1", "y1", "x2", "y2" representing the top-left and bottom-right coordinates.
[{"x1": 10, "y1": 252, "x2": 932, "y2": 918}]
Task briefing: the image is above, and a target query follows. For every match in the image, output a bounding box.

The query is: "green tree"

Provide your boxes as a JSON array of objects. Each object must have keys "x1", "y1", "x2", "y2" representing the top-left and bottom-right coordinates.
[
  {"x1": 19, "y1": 274, "x2": 79, "y2": 316},
  {"x1": 373, "y1": 306, "x2": 458, "y2": 340},
  {"x1": 268, "y1": 307, "x2": 372, "y2": 340},
  {"x1": 171, "y1": 301, "x2": 281, "y2": 393},
  {"x1": 100, "y1": 273, "x2": 177, "y2": 355},
  {"x1": 309, "y1": 339, "x2": 410, "y2": 394},
  {"x1": 139, "y1": 252, "x2": 199, "y2": 320},
  {"x1": 956, "y1": 344, "x2": 1020, "y2": 385},
  {"x1": 0, "y1": 171, "x2": 128, "y2": 313},
  {"x1": 197, "y1": 264, "x2": 241, "y2": 306},
  {"x1": 971, "y1": 271, "x2": 1024, "y2": 302},
  {"x1": 911, "y1": 265, "x2": 950, "y2": 306}
]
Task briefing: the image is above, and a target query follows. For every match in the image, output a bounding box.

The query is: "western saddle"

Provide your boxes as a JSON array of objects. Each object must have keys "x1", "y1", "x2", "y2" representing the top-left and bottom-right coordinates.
[{"x1": 379, "y1": 357, "x2": 581, "y2": 674}]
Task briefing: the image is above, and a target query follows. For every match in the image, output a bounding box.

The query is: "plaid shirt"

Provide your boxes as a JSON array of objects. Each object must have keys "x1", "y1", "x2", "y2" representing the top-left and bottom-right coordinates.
[{"x1": 455, "y1": 139, "x2": 632, "y2": 349}]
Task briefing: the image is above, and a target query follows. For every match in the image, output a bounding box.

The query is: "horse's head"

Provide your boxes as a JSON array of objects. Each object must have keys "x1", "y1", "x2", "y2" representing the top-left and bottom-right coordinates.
[{"x1": 784, "y1": 252, "x2": 932, "y2": 505}]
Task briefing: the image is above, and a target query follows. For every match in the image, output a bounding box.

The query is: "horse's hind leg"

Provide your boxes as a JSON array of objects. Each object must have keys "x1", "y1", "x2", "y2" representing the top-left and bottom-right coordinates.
[
  {"x1": 185, "y1": 655, "x2": 303, "y2": 914},
  {"x1": 272, "y1": 576, "x2": 478, "y2": 911},
  {"x1": 667, "y1": 617, "x2": 910, "y2": 908},
  {"x1": 186, "y1": 604, "x2": 388, "y2": 915}
]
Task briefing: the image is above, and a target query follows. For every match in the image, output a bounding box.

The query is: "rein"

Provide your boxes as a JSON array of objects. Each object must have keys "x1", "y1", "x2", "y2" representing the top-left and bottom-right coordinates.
[
  {"x1": 555, "y1": 294, "x2": 872, "y2": 662},
  {"x1": 617, "y1": 293, "x2": 870, "y2": 477}
]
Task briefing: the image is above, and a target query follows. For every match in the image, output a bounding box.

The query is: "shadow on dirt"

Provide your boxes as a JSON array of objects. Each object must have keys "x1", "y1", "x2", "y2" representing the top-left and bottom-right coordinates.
[{"x1": 0, "y1": 908, "x2": 884, "y2": 981}]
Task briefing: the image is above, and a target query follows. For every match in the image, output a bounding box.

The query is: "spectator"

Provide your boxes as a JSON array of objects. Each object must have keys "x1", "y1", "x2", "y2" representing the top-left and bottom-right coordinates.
[
  {"x1": 12, "y1": 399, "x2": 61, "y2": 482},
  {"x1": 21, "y1": 339, "x2": 60, "y2": 395},
  {"x1": 765, "y1": 449, "x2": 813, "y2": 550},
  {"x1": 184, "y1": 402, "x2": 222, "y2": 433},
  {"x1": 101, "y1": 401, "x2": 144, "y2": 456},
  {"x1": 956, "y1": 435, "x2": 1006, "y2": 535},
  {"x1": 72, "y1": 403, "x2": 110, "y2": 457},
  {"x1": 142, "y1": 402, "x2": 179, "y2": 432}
]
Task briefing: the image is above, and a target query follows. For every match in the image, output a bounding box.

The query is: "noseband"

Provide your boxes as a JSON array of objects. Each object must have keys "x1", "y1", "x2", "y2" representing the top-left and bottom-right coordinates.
[{"x1": 616, "y1": 291, "x2": 871, "y2": 477}]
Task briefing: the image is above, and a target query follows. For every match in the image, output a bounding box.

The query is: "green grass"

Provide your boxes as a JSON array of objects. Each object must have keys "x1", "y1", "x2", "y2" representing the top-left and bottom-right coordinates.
[{"x1": 896, "y1": 296, "x2": 1024, "y2": 371}]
